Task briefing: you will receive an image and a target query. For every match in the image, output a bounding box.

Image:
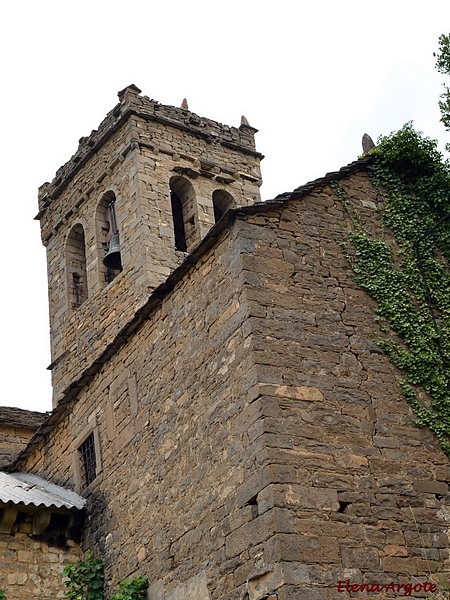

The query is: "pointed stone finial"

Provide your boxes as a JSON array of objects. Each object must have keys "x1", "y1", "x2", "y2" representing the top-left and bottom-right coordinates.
[
  {"x1": 362, "y1": 133, "x2": 375, "y2": 154},
  {"x1": 181, "y1": 98, "x2": 189, "y2": 110},
  {"x1": 239, "y1": 116, "x2": 258, "y2": 134}
]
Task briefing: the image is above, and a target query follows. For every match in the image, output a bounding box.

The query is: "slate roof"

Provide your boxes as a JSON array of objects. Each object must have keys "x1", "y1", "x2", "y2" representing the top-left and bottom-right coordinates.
[
  {"x1": 0, "y1": 472, "x2": 85, "y2": 510},
  {"x1": 0, "y1": 407, "x2": 48, "y2": 430}
]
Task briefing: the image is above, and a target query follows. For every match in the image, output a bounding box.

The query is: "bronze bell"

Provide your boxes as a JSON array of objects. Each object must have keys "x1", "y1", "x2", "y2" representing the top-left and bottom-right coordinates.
[{"x1": 103, "y1": 233, "x2": 122, "y2": 270}]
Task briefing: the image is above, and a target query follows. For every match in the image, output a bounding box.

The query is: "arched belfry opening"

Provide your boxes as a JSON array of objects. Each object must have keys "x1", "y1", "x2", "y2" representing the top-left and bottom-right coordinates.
[
  {"x1": 96, "y1": 191, "x2": 122, "y2": 286},
  {"x1": 212, "y1": 189, "x2": 235, "y2": 223},
  {"x1": 170, "y1": 191, "x2": 187, "y2": 252},
  {"x1": 169, "y1": 176, "x2": 198, "y2": 252},
  {"x1": 66, "y1": 224, "x2": 88, "y2": 311}
]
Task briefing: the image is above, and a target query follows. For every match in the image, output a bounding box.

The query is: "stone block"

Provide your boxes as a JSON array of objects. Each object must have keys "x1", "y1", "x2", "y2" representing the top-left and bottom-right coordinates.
[
  {"x1": 413, "y1": 480, "x2": 448, "y2": 495},
  {"x1": 341, "y1": 547, "x2": 380, "y2": 571},
  {"x1": 258, "y1": 484, "x2": 339, "y2": 514},
  {"x1": 264, "y1": 533, "x2": 340, "y2": 564}
]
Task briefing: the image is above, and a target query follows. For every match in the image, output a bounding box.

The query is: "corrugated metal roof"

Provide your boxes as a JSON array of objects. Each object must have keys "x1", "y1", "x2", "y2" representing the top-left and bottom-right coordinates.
[{"x1": 0, "y1": 472, "x2": 85, "y2": 510}]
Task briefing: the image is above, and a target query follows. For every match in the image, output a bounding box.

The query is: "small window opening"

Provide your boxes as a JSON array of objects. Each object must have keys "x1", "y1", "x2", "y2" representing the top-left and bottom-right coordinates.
[
  {"x1": 171, "y1": 191, "x2": 187, "y2": 251},
  {"x1": 338, "y1": 501, "x2": 350, "y2": 514},
  {"x1": 67, "y1": 224, "x2": 88, "y2": 311},
  {"x1": 245, "y1": 494, "x2": 259, "y2": 519},
  {"x1": 73, "y1": 273, "x2": 83, "y2": 308},
  {"x1": 103, "y1": 200, "x2": 122, "y2": 271},
  {"x1": 169, "y1": 176, "x2": 199, "y2": 251},
  {"x1": 212, "y1": 189, "x2": 234, "y2": 223},
  {"x1": 79, "y1": 433, "x2": 97, "y2": 488},
  {"x1": 97, "y1": 192, "x2": 121, "y2": 289}
]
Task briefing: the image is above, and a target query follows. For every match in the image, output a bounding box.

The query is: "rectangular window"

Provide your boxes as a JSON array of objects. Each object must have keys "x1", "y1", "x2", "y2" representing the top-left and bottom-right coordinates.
[
  {"x1": 79, "y1": 433, "x2": 97, "y2": 487},
  {"x1": 72, "y1": 420, "x2": 102, "y2": 493}
]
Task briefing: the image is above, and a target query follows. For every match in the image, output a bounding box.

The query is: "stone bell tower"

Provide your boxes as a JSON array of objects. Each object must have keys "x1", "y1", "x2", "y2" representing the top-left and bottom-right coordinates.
[{"x1": 36, "y1": 85, "x2": 263, "y2": 407}]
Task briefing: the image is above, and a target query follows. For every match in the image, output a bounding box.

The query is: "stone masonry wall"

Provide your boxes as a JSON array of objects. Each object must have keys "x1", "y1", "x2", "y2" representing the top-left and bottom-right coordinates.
[
  {"x1": 19, "y1": 224, "x2": 265, "y2": 599},
  {"x1": 0, "y1": 425, "x2": 35, "y2": 469},
  {"x1": 0, "y1": 516, "x2": 82, "y2": 600},
  {"x1": 18, "y1": 166, "x2": 450, "y2": 599},
  {"x1": 233, "y1": 170, "x2": 450, "y2": 599},
  {"x1": 0, "y1": 408, "x2": 45, "y2": 469},
  {"x1": 39, "y1": 86, "x2": 262, "y2": 406}
]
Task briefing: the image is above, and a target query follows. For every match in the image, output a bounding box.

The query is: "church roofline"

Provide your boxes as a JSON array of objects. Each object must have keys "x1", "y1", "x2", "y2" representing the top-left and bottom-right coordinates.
[
  {"x1": 12, "y1": 155, "x2": 370, "y2": 472},
  {"x1": 273, "y1": 154, "x2": 372, "y2": 202}
]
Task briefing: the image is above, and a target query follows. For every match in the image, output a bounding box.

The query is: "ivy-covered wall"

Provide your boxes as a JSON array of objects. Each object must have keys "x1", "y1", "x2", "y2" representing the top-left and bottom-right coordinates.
[{"x1": 335, "y1": 124, "x2": 450, "y2": 455}]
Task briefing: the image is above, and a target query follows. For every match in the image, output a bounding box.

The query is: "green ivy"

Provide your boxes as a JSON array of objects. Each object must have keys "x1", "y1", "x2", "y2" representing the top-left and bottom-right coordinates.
[
  {"x1": 111, "y1": 576, "x2": 148, "y2": 600},
  {"x1": 63, "y1": 553, "x2": 148, "y2": 600},
  {"x1": 334, "y1": 123, "x2": 450, "y2": 455},
  {"x1": 0, "y1": 589, "x2": 6, "y2": 600},
  {"x1": 63, "y1": 552, "x2": 104, "y2": 600}
]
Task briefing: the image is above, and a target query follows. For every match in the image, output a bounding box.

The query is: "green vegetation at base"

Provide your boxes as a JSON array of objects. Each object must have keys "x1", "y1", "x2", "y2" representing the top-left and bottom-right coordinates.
[{"x1": 63, "y1": 552, "x2": 148, "y2": 600}]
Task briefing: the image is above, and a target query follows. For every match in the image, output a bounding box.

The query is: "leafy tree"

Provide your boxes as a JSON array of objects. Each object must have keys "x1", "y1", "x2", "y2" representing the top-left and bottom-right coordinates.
[{"x1": 435, "y1": 34, "x2": 450, "y2": 147}]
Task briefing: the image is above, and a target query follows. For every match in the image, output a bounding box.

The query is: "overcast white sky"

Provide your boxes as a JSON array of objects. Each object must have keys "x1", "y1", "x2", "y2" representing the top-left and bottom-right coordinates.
[{"x1": 2, "y1": 1, "x2": 450, "y2": 413}]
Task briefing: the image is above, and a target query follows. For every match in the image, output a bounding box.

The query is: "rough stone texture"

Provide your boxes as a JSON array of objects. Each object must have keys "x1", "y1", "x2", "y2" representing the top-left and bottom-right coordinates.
[
  {"x1": 20, "y1": 223, "x2": 260, "y2": 597},
  {"x1": 0, "y1": 513, "x2": 82, "y2": 600},
  {"x1": 9, "y1": 160, "x2": 450, "y2": 599}
]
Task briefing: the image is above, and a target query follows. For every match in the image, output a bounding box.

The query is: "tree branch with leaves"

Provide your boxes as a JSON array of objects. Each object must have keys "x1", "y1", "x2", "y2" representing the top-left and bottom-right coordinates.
[{"x1": 435, "y1": 34, "x2": 450, "y2": 148}]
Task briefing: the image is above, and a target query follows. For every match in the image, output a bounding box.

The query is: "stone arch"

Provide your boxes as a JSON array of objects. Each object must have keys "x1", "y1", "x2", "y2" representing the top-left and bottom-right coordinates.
[
  {"x1": 212, "y1": 189, "x2": 235, "y2": 222},
  {"x1": 96, "y1": 191, "x2": 122, "y2": 287},
  {"x1": 170, "y1": 176, "x2": 199, "y2": 252},
  {"x1": 66, "y1": 223, "x2": 88, "y2": 311}
]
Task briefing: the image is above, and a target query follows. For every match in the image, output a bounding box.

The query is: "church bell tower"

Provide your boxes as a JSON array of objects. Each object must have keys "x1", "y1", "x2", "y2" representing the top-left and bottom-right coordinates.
[{"x1": 36, "y1": 85, "x2": 263, "y2": 406}]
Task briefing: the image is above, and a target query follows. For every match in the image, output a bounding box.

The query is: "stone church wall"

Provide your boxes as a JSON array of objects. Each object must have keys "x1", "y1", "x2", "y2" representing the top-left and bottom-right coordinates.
[
  {"x1": 232, "y1": 170, "x2": 450, "y2": 598},
  {"x1": 0, "y1": 515, "x2": 82, "y2": 600},
  {"x1": 19, "y1": 222, "x2": 263, "y2": 598},
  {"x1": 17, "y1": 168, "x2": 450, "y2": 598}
]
